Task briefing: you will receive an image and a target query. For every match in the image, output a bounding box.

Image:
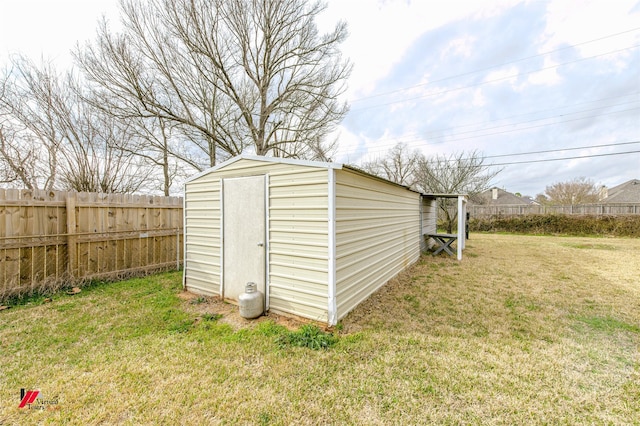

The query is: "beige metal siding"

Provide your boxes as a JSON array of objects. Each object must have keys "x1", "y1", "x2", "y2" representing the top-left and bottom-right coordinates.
[
  {"x1": 184, "y1": 158, "x2": 330, "y2": 322},
  {"x1": 421, "y1": 196, "x2": 437, "y2": 251},
  {"x1": 184, "y1": 179, "x2": 221, "y2": 296},
  {"x1": 268, "y1": 169, "x2": 330, "y2": 322},
  {"x1": 335, "y1": 169, "x2": 421, "y2": 320}
]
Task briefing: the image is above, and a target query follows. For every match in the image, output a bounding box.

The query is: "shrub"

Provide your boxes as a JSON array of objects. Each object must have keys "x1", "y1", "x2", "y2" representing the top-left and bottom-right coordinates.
[{"x1": 469, "y1": 214, "x2": 640, "y2": 237}]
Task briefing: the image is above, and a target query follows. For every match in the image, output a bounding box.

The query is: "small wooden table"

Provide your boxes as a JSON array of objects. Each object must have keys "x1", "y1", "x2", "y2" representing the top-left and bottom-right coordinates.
[{"x1": 426, "y1": 233, "x2": 458, "y2": 256}]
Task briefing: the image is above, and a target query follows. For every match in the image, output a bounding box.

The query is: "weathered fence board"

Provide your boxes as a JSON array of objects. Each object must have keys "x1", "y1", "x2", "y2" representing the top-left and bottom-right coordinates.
[{"x1": 0, "y1": 189, "x2": 183, "y2": 300}]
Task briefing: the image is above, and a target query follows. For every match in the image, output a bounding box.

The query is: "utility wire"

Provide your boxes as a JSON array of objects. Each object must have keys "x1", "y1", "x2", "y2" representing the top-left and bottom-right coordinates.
[
  {"x1": 487, "y1": 149, "x2": 640, "y2": 166},
  {"x1": 344, "y1": 92, "x2": 640, "y2": 147},
  {"x1": 395, "y1": 140, "x2": 640, "y2": 165},
  {"x1": 405, "y1": 107, "x2": 640, "y2": 145},
  {"x1": 349, "y1": 44, "x2": 640, "y2": 112},
  {"x1": 415, "y1": 140, "x2": 640, "y2": 164},
  {"x1": 349, "y1": 27, "x2": 640, "y2": 103},
  {"x1": 337, "y1": 107, "x2": 639, "y2": 156},
  {"x1": 482, "y1": 140, "x2": 640, "y2": 160}
]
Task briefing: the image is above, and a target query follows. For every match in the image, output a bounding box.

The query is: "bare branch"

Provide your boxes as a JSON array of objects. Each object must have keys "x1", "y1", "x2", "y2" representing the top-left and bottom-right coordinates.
[
  {"x1": 544, "y1": 177, "x2": 599, "y2": 205},
  {"x1": 415, "y1": 150, "x2": 502, "y2": 233},
  {"x1": 75, "y1": 0, "x2": 351, "y2": 166}
]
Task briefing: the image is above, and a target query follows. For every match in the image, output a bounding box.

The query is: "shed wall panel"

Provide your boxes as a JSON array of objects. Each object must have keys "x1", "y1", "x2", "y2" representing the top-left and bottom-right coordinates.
[
  {"x1": 334, "y1": 169, "x2": 421, "y2": 320},
  {"x1": 421, "y1": 196, "x2": 437, "y2": 251},
  {"x1": 184, "y1": 158, "x2": 330, "y2": 322},
  {"x1": 183, "y1": 179, "x2": 221, "y2": 295},
  {"x1": 268, "y1": 169, "x2": 329, "y2": 321}
]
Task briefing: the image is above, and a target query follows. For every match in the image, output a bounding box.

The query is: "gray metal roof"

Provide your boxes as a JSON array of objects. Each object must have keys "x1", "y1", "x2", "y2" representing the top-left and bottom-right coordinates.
[
  {"x1": 471, "y1": 187, "x2": 535, "y2": 206},
  {"x1": 602, "y1": 179, "x2": 640, "y2": 203}
]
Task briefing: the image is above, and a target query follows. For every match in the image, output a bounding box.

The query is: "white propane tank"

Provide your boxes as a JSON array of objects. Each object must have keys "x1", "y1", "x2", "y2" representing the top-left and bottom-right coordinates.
[{"x1": 238, "y1": 282, "x2": 264, "y2": 319}]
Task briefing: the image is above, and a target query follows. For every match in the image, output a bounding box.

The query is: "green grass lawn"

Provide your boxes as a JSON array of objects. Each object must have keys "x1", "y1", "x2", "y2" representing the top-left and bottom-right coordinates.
[{"x1": 1, "y1": 234, "x2": 638, "y2": 424}]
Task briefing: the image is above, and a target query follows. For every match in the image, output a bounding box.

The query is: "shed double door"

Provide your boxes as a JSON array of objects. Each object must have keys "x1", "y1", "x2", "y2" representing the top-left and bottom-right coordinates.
[{"x1": 222, "y1": 175, "x2": 266, "y2": 303}]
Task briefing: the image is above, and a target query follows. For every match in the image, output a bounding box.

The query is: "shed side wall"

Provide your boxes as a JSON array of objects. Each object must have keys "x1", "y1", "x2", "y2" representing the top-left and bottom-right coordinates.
[
  {"x1": 184, "y1": 159, "x2": 330, "y2": 322},
  {"x1": 334, "y1": 169, "x2": 421, "y2": 320}
]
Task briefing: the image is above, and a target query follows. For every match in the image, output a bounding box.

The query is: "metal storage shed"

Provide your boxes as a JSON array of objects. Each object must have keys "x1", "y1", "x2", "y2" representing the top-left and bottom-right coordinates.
[{"x1": 183, "y1": 154, "x2": 439, "y2": 325}]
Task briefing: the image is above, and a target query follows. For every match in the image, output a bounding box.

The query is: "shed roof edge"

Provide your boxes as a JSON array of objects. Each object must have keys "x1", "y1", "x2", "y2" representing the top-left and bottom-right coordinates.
[
  {"x1": 184, "y1": 154, "x2": 344, "y2": 184},
  {"x1": 183, "y1": 154, "x2": 467, "y2": 199}
]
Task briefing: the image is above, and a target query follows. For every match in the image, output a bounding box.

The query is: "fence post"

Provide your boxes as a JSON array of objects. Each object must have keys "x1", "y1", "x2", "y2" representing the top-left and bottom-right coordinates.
[{"x1": 66, "y1": 193, "x2": 77, "y2": 279}]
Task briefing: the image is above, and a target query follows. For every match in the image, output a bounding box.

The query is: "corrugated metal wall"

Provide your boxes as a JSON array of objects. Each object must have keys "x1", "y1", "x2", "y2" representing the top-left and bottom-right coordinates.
[
  {"x1": 421, "y1": 196, "x2": 437, "y2": 251},
  {"x1": 269, "y1": 167, "x2": 330, "y2": 322},
  {"x1": 184, "y1": 158, "x2": 331, "y2": 322},
  {"x1": 334, "y1": 169, "x2": 421, "y2": 320},
  {"x1": 184, "y1": 178, "x2": 221, "y2": 296}
]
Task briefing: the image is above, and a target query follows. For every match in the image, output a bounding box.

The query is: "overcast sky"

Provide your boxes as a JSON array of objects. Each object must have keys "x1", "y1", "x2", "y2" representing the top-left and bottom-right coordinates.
[{"x1": 1, "y1": 0, "x2": 638, "y2": 196}]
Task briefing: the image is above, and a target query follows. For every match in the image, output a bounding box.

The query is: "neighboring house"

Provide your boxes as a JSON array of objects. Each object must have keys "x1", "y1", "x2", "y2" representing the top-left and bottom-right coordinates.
[
  {"x1": 471, "y1": 187, "x2": 537, "y2": 206},
  {"x1": 468, "y1": 187, "x2": 538, "y2": 217},
  {"x1": 599, "y1": 179, "x2": 640, "y2": 203}
]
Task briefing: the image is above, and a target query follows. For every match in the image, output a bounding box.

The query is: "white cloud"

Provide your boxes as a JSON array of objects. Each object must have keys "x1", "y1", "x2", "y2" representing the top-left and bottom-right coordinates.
[
  {"x1": 540, "y1": 0, "x2": 640, "y2": 57},
  {"x1": 332, "y1": 125, "x2": 371, "y2": 163},
  {"x1": 471, "y1": 88, "x2": 487, "y2": 107},
  {"x1": 0, "y1": 0, "x2": 120, "y2": 66},
  {"x1": 526, "y1": 57, "x2": 561, "y2": 87},
  {"x1": 484, "y1": 66, "x2": 520, "y2": 87},
  {"x1": 440, "y1": 35, "x2": 477, "y2": 59},
  {"x1": 321, "y1": 0, "x2": 521, "y2": 99}
]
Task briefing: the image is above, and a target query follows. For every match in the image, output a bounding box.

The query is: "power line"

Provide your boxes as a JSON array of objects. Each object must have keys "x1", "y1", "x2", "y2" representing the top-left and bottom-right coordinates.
[
  {"x1": 482, "y1": 140, "x2": 640, "y2": 160},
  {"x1": 341, "y1": 92, "x2": 640, "y2": 149},
  {"x1": 349, "y1": 27, "x2": 640, "y2": 103},
  {"x1": 415, "y1": 107, "x2": 640, "y2": 145},
  {"x1": 336, "y1": 108, "x2": 639, "y2": 157},
  {"x1": 426, "y1": 100, "x2": 639, "y2": 138},
  {"x1": 403, "y1": 140, "x2": 640, "y2": 165},
  {"x1": 487, "y1": 149, "x2": 640, "y2": 166},
  {"x1": 349, "y1": 44, "x2": 640, "y2": 112},
  {"x1": 382, "y1": 105, "x2": 640, "y2": 147}
]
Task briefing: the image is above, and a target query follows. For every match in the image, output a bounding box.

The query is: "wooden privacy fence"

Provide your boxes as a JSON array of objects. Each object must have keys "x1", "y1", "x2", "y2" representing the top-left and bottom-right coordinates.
[
  {"x1": 1, "y1": 188, "x2": 183, "y2": 300},
  {"x1": 468, "y1": 203, "x2": 640, "y2": 218}
]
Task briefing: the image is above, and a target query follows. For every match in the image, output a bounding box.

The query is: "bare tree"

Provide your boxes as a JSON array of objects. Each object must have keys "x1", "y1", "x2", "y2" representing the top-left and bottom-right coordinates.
[
  {"x1": 1, "y1": 56, "x2": 149, "y2": 193},
  {"x1": 534, "y1": 193, "x2": 549, "y2": 204},
  {"x1": 115, "y1": 116, "x2": 193, "y2": 195},
  {"x1": 1, "y1": 73, "x2": 33, "y2": 187},
  {"x1": 415, "y1": 151, "x2": 501, "y2": 232},
  {"x1": 544, "y1": 177, "x2": 599, "y2": 205},
  {"x1": 0, "y1": 58, "x2": 64, "y2": 190},
  {"x1": 76, "y1": 16, "x2": 232, "y2": 171},
  {"x1": 361, "y1": 143, "x2": 421, "y2": 187},
  {"x1": 56, "y1": 82, "x2": 148, "y2": 194},
  {"x1": 76, "y1": 0, "x2": 351, "y2": 169},
  {"x1": 0, "y1": 124, "x2": 35, "y2": 188}
]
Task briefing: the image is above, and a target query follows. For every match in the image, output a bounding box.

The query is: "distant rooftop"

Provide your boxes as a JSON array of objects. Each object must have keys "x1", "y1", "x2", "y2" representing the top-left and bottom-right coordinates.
[
  {"x1": 471, "y1": 187, "x2": 537, "y2": 206},
  {"x1": 601, "y1": 179, "x2": 640, "y2": 203}
]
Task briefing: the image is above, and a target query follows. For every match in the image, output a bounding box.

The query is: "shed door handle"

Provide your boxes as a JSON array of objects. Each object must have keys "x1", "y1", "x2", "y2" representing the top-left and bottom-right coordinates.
[{"x1": 257, "y1": 242, "x2": 264, "y2": 247}]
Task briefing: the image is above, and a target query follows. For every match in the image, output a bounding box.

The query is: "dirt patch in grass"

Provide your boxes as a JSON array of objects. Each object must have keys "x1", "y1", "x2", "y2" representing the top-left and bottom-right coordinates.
[{"x1": 177, "y1": 290, "x2": 309, "y2": 331}]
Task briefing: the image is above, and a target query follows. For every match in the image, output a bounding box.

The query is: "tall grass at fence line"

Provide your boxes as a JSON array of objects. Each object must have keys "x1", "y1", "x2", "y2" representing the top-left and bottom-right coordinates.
[{"x1": 469, "y1": 214, "x2": 640, "y2": 237}]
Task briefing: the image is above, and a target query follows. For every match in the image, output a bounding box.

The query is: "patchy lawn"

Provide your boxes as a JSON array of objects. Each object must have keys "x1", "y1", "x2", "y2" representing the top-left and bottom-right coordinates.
[{"x1": 1, "y1": 234, "x2": 638, "y2": 424}]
